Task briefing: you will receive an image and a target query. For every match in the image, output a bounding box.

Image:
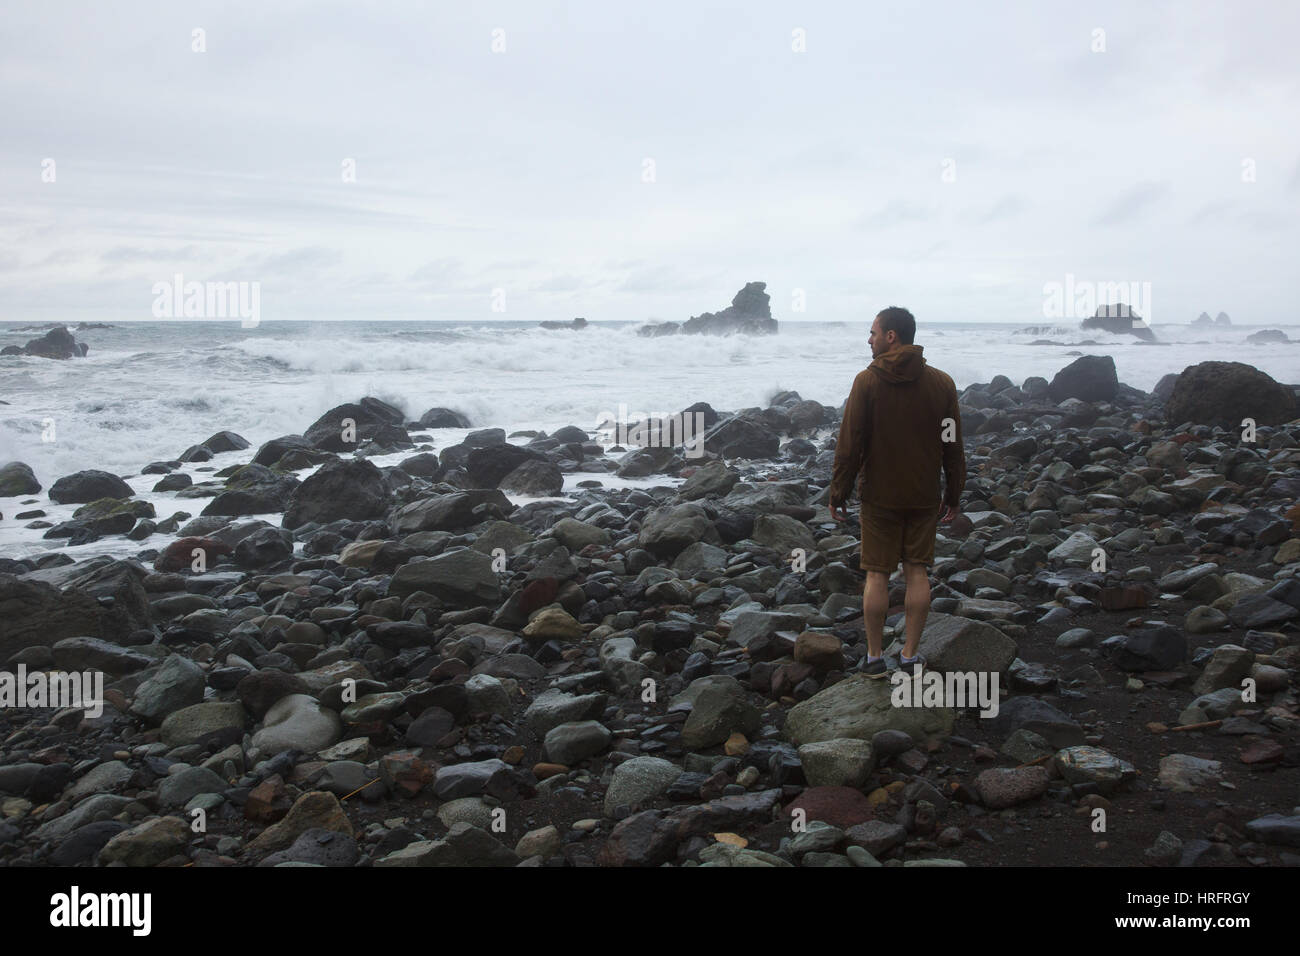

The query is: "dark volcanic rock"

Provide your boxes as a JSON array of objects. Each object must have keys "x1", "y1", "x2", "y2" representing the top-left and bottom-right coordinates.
[
  {"x1": 1165, "y1": 361, "x2": 1298, "y2": 427},
  {"x1": 1080, "y1": 304, "x2": 1155, "y2": 341},
  {"x1": 1048, "y1": 355, "x2": 1118, "y2": 403},
  {"x1": 283, "y1": 458, "x2": 389, "y2": 529},
  {"x1": 304, "y1": 399, "x2": 411, "y2": 452},
  {"x1": 682, "y1": 282, "x2": 778, "y2": 336},
  {"x1": 48, "y1": 469, "x2": 133, "y2": 504},
  {"x1": 14, "y1": 326, "x2": 89, "y2": 359}
]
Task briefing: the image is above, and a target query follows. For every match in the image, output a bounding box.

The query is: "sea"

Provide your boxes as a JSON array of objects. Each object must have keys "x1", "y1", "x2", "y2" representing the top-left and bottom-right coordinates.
[{"x1": 3, "y1": 318, "x2": 1298, "y2": 562}]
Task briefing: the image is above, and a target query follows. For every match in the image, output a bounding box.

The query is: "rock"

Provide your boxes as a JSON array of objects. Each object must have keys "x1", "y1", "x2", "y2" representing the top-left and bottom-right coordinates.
[
  {"x1": 604, "y1": 756, "x2": 681, "y2": 815},
  {"x1": 1081, "y1": 304, "x2": 1155, "y2": 340},
  {"x1": 158, "y1": 766, "x2": 229, "y2": 808},
  {"x1": 303, "y1": 399, "x2": 409, "y2": 452},
  {"x1": 63, "y1": 761, "x2": 134, "y2": 805},
  {"x1": 784, "y1": 786, "x2": 874, "y2": 828},
  {"x1": 1100, "y1": 625, "x2": 1186, "y2": 671},
  {"x1": 845, "y1": 820, "x2": 908, "y2": 856},
  {"x1": 14, "y1": 326, "x2": 89, "y2": 359},
  {"x1": 389, "y1": 489, "x2": 513, "y2": 535},
  {"x1": 543, "y1": 721, "x2": 612, "y2": 765},
  {"x1": 499, "y1": 459, "x2": 564, "y2": 496},
  {"x1": 1166, "y1": 362, "x2": 1298, "y2": 427},
  {"x1": 637, "y1": 502, "x2": 720, "y2": 558},
  {"x1": 751, "y1": 513, "x2": 816, "y2": 555},
  {"x1": 680, "y1": 282, "x2": 778, "y2": 336},
  {"x1": 990, "y1": 696, "x2": 1084, "y2": 748},
  {"x1": 236, "y1": 670, "x2": 310, "y2": 719},
  {"x1": 388, "y1": 548, "x2": 502, "y2": 607},
  {"x1": 247, "y1": 791, "x2": 353, "y2": 854},
  {"x1": 1144, "y1": 830, "x2": 1183, "y2": 866},
  {"x1": 550, "y1": 517, "x2": 610, "y2": 551},
  {"x1": 282, "y1": 458, "x2": 389, "y2": 529},
  {"x1": 703, "y1": 416, "x2": 779, "y2": 460},
  {"x1": 50, "y1": 821, "x2": 128, "y2": 865},
  {"x1": 917, "y1": 613, "x2": 1018, "y2": 672},
  {"x1": 1244, "y1": 814, "x2": 1300, "y2": 848},
  {"x1": 0, "y1": 461, "x2": 41, "y2": 496},
  {"x1": 418, "y1": 407, "x2": 472, "y2": 428},
  {"x1": 1191, "y1": 645, "x2": 1254, "y2": 695},
  {"x1": 675, "y1": 675, "x2": 761, "y2": 748},
  {"x1": 432, "y1": 759, "x2": 514, "y2": 801},
  {"x1": 50, "y1": 636, "x2": 151, "y2": 675},
  {"x1": 784, "y1": 674, "x2": 955, "y2": 747},
  {"x1": 375, "y1": 822, "x2": 519, "y2": 867},
  {"x1": 798, "y1": 739, "x2": 875, "y2": 788},
  {"x1": 516, "y1": 825, "x2": 563, "y2": 860},
  {"x1": 129, "y1": 655, "x2": 206, "y2": 723},
  {"x1": 677, "y1": 460, "x2": 740, "y2": 501},
  {"x1": 1053, "y1": 745, "x2": 1137, "y2": 794},
  {"x1": 1157, "y1": 754, "x2": 1222, "y2": 792},
  {"x1": 150, "y1": 690, "x2": 241, "y2": 754},
  {"x1": 0, "y1": 573, "x2": 122, "y2": 664},
  {"x1": 1048, "y1": 531, "x2": 1101, "y2": 565},
  {"x1": 523, "y1": 690, "x2": 606, "y2": 737},
  {"x1": 97, "y1": 816, "x2": 191, "y2": 866},
  {"x1": 465, "y1": 443, "x2": 548, "y2": 489},
  {"x1": 974, "y1": 766, "x2": 1051, "y2": 808},
  {"x1": 252, "y1": 694, "x2": 342, "y2": 755},
  {"x1": 46, "y1": 468, "x2": 131, "y2": 504},
  {"x1": 1048, "y1": 355, "x2": 1118, "y2": 403},
  {"x1": 260, "y1": 828, "x2": 359, "y2": 867}
]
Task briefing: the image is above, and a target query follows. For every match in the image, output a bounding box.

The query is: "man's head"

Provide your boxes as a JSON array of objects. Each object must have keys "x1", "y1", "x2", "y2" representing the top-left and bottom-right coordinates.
[{"x1": 869, "y1": 306, "x2": 916, "y2": 358}]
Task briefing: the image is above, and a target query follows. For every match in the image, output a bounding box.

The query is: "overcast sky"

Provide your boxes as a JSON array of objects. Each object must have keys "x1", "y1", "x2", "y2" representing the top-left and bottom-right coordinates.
[{"x1": 2, "y1": 0, "x2": 1298, "y2": 326}]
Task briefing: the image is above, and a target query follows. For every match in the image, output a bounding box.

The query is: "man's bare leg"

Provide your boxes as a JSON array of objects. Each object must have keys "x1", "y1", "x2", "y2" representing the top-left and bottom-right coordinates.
[
  {"x1": 901, "y1": 561, "x2": 931, "y2": 658},
  {"x1": 862, "y1": 570, "x2": 889, "y2": 659}
]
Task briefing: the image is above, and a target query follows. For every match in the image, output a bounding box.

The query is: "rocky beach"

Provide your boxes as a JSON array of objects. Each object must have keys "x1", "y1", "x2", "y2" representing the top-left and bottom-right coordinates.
[{"x1": 2, "y1": 343, "x2": 1299, "y2": 869}]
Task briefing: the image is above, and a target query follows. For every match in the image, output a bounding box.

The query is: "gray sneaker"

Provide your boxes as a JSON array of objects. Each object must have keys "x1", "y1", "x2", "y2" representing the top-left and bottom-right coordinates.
[
  {"x1": 859, "y1": 656, "x2": 888, "y2": 679},
  {"x1": 894, "y1": 652, "x2": 926, "y2": 675}
]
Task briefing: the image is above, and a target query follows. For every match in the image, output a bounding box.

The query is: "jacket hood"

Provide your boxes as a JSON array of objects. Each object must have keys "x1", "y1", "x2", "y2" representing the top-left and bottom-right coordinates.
[{"x1": 870, "y1": 344, "x2": 926, "y2": 383}]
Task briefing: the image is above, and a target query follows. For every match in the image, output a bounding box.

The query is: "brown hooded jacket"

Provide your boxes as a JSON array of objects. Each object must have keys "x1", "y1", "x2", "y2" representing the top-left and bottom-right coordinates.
[{"x1": 830, "y1": 344, "x2": 965, "y2": 510}]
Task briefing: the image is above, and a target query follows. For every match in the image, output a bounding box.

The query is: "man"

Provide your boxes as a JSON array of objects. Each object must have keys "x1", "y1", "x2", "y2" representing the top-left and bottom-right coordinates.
[{"x1": 829, "y1": 307, "x2": 965, "y2": 678}]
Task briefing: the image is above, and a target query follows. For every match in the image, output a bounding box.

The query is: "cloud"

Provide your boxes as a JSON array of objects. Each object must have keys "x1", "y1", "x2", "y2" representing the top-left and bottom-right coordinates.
[
  {"x1": 857, "y1": 200, "x2": 934, "y2": 229},
  {"x1": 1092, "y1": 182, "x2": 1168, "y2": 226}
]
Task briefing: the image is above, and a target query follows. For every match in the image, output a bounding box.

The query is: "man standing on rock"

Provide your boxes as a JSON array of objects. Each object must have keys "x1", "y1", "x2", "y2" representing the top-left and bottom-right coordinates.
[{"x1": 828, "y1": 307, "x2": 966, "y2": 678}]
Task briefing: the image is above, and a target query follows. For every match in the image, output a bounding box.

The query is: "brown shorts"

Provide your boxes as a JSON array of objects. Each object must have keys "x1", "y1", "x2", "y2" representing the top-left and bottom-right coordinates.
[{"x1": 859, "y1": 503, "x2": 940, "y2": 572}]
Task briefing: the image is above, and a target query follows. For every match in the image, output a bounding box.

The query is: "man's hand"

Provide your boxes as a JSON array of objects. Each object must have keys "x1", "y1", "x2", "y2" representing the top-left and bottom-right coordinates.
[
  {"x1": 940, "y1": 503, "x2": 961, "y2": 523},
  {"x1": 830, "y1": 501, "x2": 848, "y2": 522}
]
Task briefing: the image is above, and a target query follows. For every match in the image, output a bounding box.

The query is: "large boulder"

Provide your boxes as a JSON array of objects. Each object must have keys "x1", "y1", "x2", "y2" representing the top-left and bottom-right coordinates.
[
  {"x1": 389, "y1": 489, "x2": 513, "y2": 534},
  {"x1": 465, "y1": 443, "x2": 549, "y2": 489},
  {"x1": 283, "y1": 458, "x2": 389, "y2": 529},
  {"x1": 1047, "y1": 355, "x2": 1118, "y2": 404},
  {"x1": 637, "y1": 502, "x2": 720, "y2": 558},
  {"x1": 48, "y1": 469, "x2": 133, "y2": 504},
  {"x1": 1080, "y1": 304, "x2": 1155, "y2": 341},
  {"x1": 681, "y1": 282, "x2": 778, "y2": 336},
  {"x1": 1165, "y1": 362, "x2": 1298, "y2": 427},
  {"x1": 917, "y1": 613, "x2": 1018, "y2": 672},
  {"x1": 9, "y1": 558, "x2": 152, "y2": 649},
  {"x1": 304, "y1": 398, "x2": 410, "y2": 452},
  {"x1": 14, "y1": 326, "x2": 89, "y2": 359},
  {"x1": 0, "y1": 461, "x2": 41, "y2": 496},
  {"x1": 388, "y1": 548, "x2": 502, "y2": 607},
  {"x1": 784, "y1": 674, "x2": 955, "y2": 747},
  {"x1": 703, "y1": 416, "x2": 779, "y2": 459}
]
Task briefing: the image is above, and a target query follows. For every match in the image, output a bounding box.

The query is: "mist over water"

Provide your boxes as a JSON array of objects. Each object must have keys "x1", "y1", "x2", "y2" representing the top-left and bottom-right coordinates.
[{"x1": 2, "y1": 317, "x2": 1298, "y2": 553}]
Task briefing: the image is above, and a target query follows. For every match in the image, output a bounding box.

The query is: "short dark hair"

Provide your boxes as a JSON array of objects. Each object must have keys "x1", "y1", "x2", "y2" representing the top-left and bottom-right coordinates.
[{"x1": 877, "y1": 306, "x2": 916, "y2": 345}]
